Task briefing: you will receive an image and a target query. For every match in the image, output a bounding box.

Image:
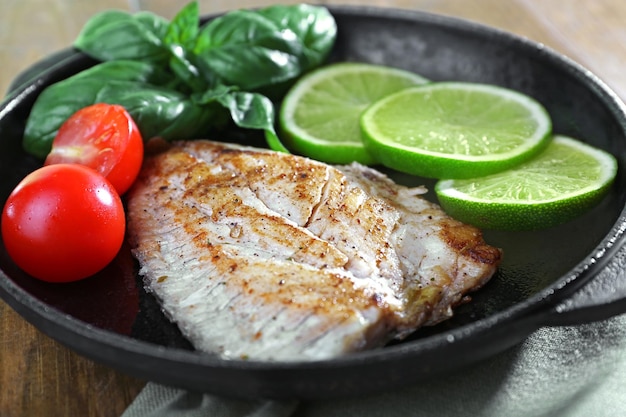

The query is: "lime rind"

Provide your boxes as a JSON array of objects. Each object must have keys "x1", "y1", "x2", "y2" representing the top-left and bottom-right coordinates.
[
  {"x1": 434, "y1": 135, "x2": 618, "y2": 230},
  {"x1": 279, "y1": 62, "x2": 429, "y2": 164},
  {"x1": 360, "y1": 82, "x2": 553, "y2": 178},
  {"x1": 435, "y1": 188, "x2": 612, "y2": 231}
]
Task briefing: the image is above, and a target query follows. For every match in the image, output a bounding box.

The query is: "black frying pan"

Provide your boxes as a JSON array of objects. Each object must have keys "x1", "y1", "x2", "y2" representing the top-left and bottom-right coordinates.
[{"x1": 2, "y1": 6, "x2": 626, "y2": 400}]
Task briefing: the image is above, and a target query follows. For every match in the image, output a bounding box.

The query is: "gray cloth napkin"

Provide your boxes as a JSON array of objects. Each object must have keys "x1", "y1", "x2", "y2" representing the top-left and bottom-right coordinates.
[{"x1": 121, "y1": 313, "x2": 626, "y2": 417}]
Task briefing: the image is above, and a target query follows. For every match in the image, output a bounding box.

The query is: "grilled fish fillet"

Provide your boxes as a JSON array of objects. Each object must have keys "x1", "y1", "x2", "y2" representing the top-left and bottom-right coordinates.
[{"x1": 126, "y1": 140, "x2": 502, "y2": 361}]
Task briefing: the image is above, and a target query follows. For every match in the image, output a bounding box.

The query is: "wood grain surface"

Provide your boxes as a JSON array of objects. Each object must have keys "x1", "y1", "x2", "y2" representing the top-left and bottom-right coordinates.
[{"x1": 1, "y1": 0, "x2": 625, "y2": 416}]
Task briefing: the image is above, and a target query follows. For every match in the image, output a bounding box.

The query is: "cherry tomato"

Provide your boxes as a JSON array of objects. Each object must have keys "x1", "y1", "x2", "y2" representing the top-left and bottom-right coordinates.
[
  {"x1": 1, "y1": 164, "x2": 126, "y2": 283},
  {"x1": 44, "y1": 103, "x2": 144, "y2": 195}
]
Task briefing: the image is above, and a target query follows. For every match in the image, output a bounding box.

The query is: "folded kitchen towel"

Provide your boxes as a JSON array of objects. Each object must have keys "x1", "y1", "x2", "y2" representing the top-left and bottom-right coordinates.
[{"x1": 121, "y1": 312, "x2": 626, "y2": 417}]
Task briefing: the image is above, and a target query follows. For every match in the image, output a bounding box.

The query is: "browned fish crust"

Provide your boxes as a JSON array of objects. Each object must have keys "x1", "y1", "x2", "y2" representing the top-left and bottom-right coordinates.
[{"x1": 126, "y1": 140, "x2": 502, "y2": 361}]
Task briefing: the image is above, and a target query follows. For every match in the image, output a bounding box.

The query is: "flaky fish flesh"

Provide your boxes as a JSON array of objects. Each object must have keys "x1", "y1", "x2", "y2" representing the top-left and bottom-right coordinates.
[{"x1": 126, "y1": 140, "x2": 501, "y2": 361}]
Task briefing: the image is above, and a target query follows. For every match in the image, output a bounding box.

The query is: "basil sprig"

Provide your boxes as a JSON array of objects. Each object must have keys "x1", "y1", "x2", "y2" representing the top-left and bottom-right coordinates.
[{"x1": 23, "y1": 1, "x2": 336, "y2": 159}]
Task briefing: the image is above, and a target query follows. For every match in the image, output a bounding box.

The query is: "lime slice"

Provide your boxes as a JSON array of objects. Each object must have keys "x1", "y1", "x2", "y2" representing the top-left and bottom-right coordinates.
[
  {"x1": 360, "y1": 82, "x2": 552, "y2": 178},
  {"x1": 279, "y1": 62, "x2": 428, "y2": 164},
  {"x1": 435, "y1": 135, "x2": 618, "y2": 231}
]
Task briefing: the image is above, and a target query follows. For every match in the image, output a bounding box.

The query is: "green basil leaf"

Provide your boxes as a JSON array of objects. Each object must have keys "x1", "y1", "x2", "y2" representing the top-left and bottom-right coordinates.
[
  {"x1": 70, "y1": 60, "x2": 173, "y2": 84},
  {"x1": 23, "y1": 60, "x2": 181, "y2": 158},
  {"x1": 194, "y1": 5, "x2": 336, "y2": 90},
  {"x1": 215, "y1": 91, "x2": 287, "y2": 151},
  {"x1": 194, "y1": 11, "x2": 294, "y2": 90},
  {"x1": 162, "y1": 2, "x2": 216, "y2": 93},
  {"x1": 164, "y1": 0, "x2": 200, "y2": 47},
  {"x1": 135, "y1": 11, "x2": 170, "y2": 41},
  {"x1": 74, "y1": 10, "x2": 168, "y2": 62},
  {"x1": 191, "y1": 83, "x2": 236, "y2": 105},
  {"x1": 216, "y1": 91, "x2": 275, "y2": 131},
  {"x1": 168, "y1": 47, "x2": 207, "y2": 92},
  {"x1": 93, "y1": 83, "x2": 222, "y2": 140},
  {"x1": 24, "y1": 77, "x2": 102, "y2": 158},
  {"x1": 264, "y1": 129, "x2": 289, "y2": 153},
  {"x1": 257, "y1": 4, "x2": 337, "y2": 68}
]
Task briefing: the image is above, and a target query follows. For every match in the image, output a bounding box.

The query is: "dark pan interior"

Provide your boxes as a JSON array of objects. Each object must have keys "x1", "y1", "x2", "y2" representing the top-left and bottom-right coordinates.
[{"x1": 1, "y1": 6, "x2": 625, "y2": 398}]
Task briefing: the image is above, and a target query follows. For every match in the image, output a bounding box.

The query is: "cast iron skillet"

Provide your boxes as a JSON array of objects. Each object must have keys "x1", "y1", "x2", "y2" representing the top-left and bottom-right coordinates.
[{"x1": 2, "y1": 6, "x2": 626, "y2": 400}]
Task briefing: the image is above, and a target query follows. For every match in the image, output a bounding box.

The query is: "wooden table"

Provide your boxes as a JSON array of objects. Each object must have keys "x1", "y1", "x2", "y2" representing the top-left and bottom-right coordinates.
[{"x1": 1, "y1": 1, "x2": 625, "y2": 416}]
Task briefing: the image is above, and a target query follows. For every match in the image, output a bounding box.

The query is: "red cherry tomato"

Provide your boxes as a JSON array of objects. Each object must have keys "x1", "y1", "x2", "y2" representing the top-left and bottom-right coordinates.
[
  {"x1": 1, "y1": 164, "x2": 126, "y2": 283},
  {"x1": 44, "y1": 103, "x2": 144, "y2": 195}
]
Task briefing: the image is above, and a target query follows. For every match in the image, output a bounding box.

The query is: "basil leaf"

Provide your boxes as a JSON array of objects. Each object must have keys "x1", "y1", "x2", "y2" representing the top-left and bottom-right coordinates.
[
  {"x1": 24, "y1": 77, "x2": 101, "y2": 158},
  {"x1": 192, "y1": 85, "x2": 275, "y2": 136},
  {"x1": 163, "y1": 2, "x2": 216, "y2": 92},
  {"x1": 216, "y1": 91, "x2": 275, "y2": 131},
  {"x1": 264, "y1": 129, "x2": 289, "y2": 153},
  {"x1": 191, "y1": 83, "x2": 236, "y2": 105},
  {"x1": 192, "y1": 85, "x2": 280, "y2": 149},
  {"x1": 70, "y1": 60, "x2": 173, "y2": 84},
  {"x1": 214, "y1": 90, "x2": 289, "y2": 152},
  {"x1": 135, "y1": 11, "x2": 170, "y2": 42},
  {"x1": 164, "y1": 0, "x2": 200, "y2": 47},
  {"x1": 194, "y1": 11, "x2": 293, "y2": 90},
  {"x1": 168, "y1": 46, "x2": 208, "y2": 92},
  {"x1": 74, "y1": 10, "x2": 168, "y2": 62},
  {"x1": 94, "y1": 83, "x2": 223, "y2": 141},
  {"x1": 257, "y1": 4, "x2": 337, "y2": 68},
  {"x1": 194, "y1": 5, "x2": 336, "y2": 90},
  {"x1": 23, "y1": 60, "x2": 186, "y2": 158}
]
